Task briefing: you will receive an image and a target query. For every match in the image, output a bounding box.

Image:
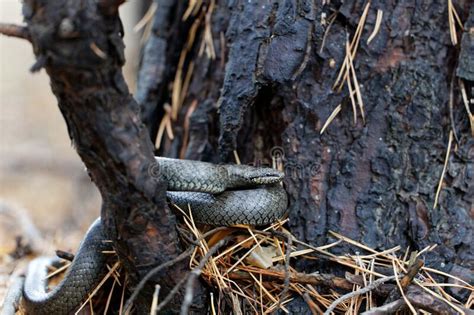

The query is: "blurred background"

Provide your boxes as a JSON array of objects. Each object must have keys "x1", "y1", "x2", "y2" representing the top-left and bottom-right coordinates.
[{"x1": 0, "y1": 0, "x2": 142, "y2": 298}]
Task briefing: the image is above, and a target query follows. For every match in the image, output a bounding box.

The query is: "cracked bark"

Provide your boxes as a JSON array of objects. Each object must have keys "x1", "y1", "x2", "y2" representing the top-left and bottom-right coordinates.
[{"x1": 151, "y1": 0, "x2": 473, "y2": 311}]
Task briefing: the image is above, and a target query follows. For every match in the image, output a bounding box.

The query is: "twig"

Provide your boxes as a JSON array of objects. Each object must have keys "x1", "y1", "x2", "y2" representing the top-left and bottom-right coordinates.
[
  {"x1": 55, "y1": 250, "x2": 75, "y2": 261},
  {"x1": 345, "y1": 41, "x2": 358, "y2": 124},
  {"x1": 323, "y1": 276, "x2": 397, "y2": 315},
  {"x1": 177, "y1": 225, "x2": 231, "y2": 247},
  {"x1": 278, "y1": 232, "x2": 292, "y2": 309},
  {"x1": 392, "y1": 260, "x2": 417, "y2": 315},
  {"x1": 411, "y1": 280, "x2": 466, "y2": 314},
  {"x1": 171, "y1": 16, "x2": 202, "y2": 121},
  {"x1": 201, "y1": 0, "x2": 216, "y2": 59},
  {"x1": 154, "y1": 273, "x2": 189, "y2": 312},
  {"x1": 180, "y1": 238, "x2": 230, "y2": 315},
  {"x1": 119, "y1": 275, "x2": 127, "y2": 315},
  {"x1": 360, "y1": 299, "x2": 405, "y2": 314},
  {"x1": 0, "y1": 23, "x2": 31, "y2": 41},
  {"x1": 333, "y1": 1, "x2": 370, "y2": 91},
  {"x1": 302, "y1": 292, "x2": 321, "y2": 315},
  {"x1": 103, "y1": 275, "x2": 118, "y2": 315},
  {"x1": 75, "y1": 261, "x2": 121, "y2": 315},
  {"x1": 347, "y1": 39, "x2": 365, "y2": 123},
  {"x1": 133, "y1": 2, "x2": 158, "y2": 33},
  {"x1": 0, "y1": 275, "x2": 24, "y2": 315},
  {"x1": 180, "y1": 61, "x2": 195, "y2": 109},
  {"x1": 233, "y1": 150, "x2": 241, "y2": 165},
  {"x1": 46, "y1": 261, "x2": 71, "y2": 280},
  {"x1": 122, "y1": 247, "x2": 194, "y2": 313},
  {"x1": 228, "y1": 269, "x2": 357, "y2": 292},
  {"x1": 400, "y1": 257, "x2": 423, "y2": 288},
  {"x1": 320, "y1": 12, "x2": 338, "y2": 54},
  {"x1": 407, "y1": 285, "x2": 464, "y2": 315},
  {"x1": 384, "y1": 255, "x2": 423, "y2": 303},
  {"x1": 149, "y1": 285, "x2": 161, "y2": 315}
]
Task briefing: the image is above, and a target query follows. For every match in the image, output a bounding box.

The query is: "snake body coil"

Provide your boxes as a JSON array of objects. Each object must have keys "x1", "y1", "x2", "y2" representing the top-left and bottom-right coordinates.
[{"x1": 22, "y1": 157, "x2": 287, "y2": 314}]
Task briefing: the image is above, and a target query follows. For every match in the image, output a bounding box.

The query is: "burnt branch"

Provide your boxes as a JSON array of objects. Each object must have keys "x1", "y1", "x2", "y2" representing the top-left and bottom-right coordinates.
[
  {"x1": 13, "y1": 0, "x2": 206, "y2": 312},
  {"x1": 123, "y1": 247, "x2": 194, "y2": 313},
  {"x1": 0, "y1": 23, "x2": 31, "y2": 41}
]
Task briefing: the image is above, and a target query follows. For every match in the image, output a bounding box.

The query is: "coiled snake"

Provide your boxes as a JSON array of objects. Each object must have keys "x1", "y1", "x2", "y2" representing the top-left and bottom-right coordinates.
[{"x1": 22, "y1": 157, "x2": 287, "y2": 314}]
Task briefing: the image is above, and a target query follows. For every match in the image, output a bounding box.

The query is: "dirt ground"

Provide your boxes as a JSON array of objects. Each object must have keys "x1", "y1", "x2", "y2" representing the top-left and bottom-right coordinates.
[{"x1": 0, "y1": 0, "x2": 141, "y2": 305}]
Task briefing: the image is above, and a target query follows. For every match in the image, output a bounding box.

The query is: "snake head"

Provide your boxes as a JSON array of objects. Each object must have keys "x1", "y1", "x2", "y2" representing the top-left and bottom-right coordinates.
[
  {"x1": 247, "y1": 167, "x2": 285, "y2": 184},
  {"x1": 226, "y1": 164, "x2": 284, "y2": 187}
]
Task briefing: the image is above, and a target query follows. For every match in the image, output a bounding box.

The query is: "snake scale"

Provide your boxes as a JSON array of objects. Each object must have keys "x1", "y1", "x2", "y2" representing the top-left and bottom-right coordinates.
[{"x1": 22, "y1": 157, "x2": 287, "y2": 314}]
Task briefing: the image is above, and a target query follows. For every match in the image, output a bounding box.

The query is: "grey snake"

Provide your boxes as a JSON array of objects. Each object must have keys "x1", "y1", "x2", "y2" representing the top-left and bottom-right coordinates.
[{"x1": 22, "y1": 157, "x2": 287, "y2": 314}]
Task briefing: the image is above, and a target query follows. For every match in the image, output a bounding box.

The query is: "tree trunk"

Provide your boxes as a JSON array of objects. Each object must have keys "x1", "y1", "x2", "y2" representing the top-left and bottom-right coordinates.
[
  {"x1": 142, "y1": 0, "x2": 473, "y2": 310},
  {"x1": 19, "y1": 0, "x2": 207, "y2": 313},
  {"x1": 8, "y1": 0, "x2": 472, "y2": 313}
]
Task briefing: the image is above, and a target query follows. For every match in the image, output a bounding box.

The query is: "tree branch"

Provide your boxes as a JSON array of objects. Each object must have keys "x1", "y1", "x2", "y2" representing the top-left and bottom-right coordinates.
[
  {"x1": 0, "y1": 23, "x2": 30, "y2": 41},
  {"x1": 324, "y1": 276, "x2": 398, "y2": 315},
  {"x1": 13, "y1": 0, "x2": 206, "y2": 311}
]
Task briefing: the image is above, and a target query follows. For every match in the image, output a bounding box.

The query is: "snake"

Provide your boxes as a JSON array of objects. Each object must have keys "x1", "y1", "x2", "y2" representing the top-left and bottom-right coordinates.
[{"x1": 22, "y1": 157, "x2": 287, "y2": 314}]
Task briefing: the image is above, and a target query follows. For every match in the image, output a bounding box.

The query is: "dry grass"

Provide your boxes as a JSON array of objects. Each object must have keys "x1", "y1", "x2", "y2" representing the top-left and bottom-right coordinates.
[
  {"x1": 367, "y1": 9, "x2": 383, "y2": 45},
  {"x1": 333, "y1": 1, "x2": 370, "y2": 93},
  {"x1": 447, "y1": 0, "x2": 463, "y2": 46},
  {"x1": 4, "y1": 202, "x2": 472, "y2": 314},
  {"x1": 75, "y1": 261, "x2": 121, "y2": 315},
  {"x1": 133, "y1": 2, "x2": 157, "y2": 33},
  {"x1": 433, "y1": 130, "x2": 453, "y2": 209},
  {"x1": 320, "y1": 104, "x2": 342, "y2": 135},
  {"x1": 166, "y1": 209, "x2": 473, "y2": 314},
  {"x1": 320, "y1": 12, "x2": 338, "y2": 54},
  {"x1": 155, "y1": 0, "x2": 215, "y2": 150},
  {"x1": 325, "y1": 2, "x2": 373, "y2": 132},
  {"x1": 23, "y1": 173, "x2": 462, "y2": 314},
  {"x1": 459, "y1": 79, "x2": 474, "y2": 137},
  {"x1": 447, "y1": 3, "x2": 472, "y2": 139}
]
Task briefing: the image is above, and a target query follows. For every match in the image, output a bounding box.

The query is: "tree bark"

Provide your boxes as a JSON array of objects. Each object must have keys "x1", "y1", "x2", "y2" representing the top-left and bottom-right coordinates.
[
  {"x1": 20, "y1": 0, "x2": 206, "y2": 312},
  {"x1": 144, "y1": 0, "x2": 473, "y2": 310},
  {"x1": 7, "y1": 0, "x2": 472, "y2": 313}
]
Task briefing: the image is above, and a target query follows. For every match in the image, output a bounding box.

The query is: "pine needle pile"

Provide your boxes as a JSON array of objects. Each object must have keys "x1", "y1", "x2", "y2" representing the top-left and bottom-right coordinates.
[{"x1": 176, "y1": 207, "x2": 473, "y2": 314}]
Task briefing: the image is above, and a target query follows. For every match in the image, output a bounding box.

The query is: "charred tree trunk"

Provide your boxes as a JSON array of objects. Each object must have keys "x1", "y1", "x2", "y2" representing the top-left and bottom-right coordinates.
[
  {"x1": 142, "y1": 0, "x2": 473, "y2": 310},
  {"x1": 4, "y1": 0, "x2": 472, "y2": 313},
  {"x1": 17, "y1": 0, "x2": 207, "y2": 313}
]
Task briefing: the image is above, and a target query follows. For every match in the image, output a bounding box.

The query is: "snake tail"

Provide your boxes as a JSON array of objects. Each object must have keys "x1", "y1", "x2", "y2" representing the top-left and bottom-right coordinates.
[{"x1": 22, "y1": 218, "x2": 109, "y2": 315}]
